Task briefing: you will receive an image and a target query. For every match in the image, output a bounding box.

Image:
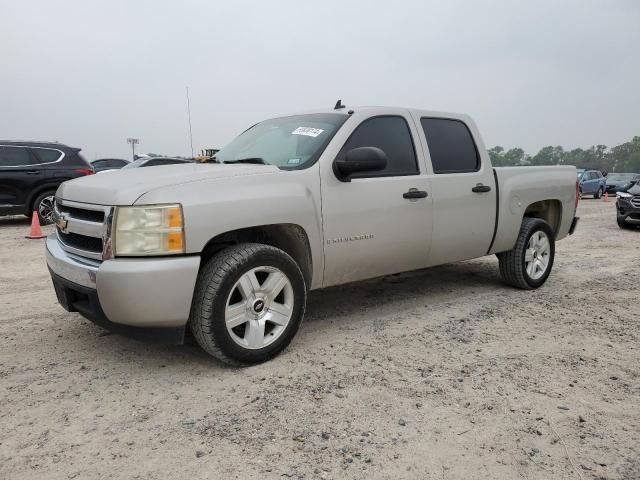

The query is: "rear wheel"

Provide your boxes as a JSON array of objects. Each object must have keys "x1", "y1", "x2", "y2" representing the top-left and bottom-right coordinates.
[
  {"x1": 32, "y1": 191, "x2": 56, "y2": 225},
  {"x1": 189, "y1": 243, "x2": 306, "y2": 365},
  {"x1": 594, "y1": 187, "x2": 603, "y2": 199},
  {"x1": 498, "y1": 218, "x2": 555, "y2": 289}
]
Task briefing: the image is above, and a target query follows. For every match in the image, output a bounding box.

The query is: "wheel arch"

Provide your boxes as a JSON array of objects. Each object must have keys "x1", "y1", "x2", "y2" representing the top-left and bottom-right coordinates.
[
  {"x1": 26, "y1": 184, "x2": 60, "y2": 212},
  {"x1": 523, "y1": 199, "x2": 563, "y2": 237},
  {"x1": 199, "y1": 224, "x2": 313, "y2": 290}
]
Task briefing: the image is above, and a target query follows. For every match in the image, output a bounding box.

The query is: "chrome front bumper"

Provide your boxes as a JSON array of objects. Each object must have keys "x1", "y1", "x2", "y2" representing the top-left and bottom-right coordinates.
[{"x1": 46, "y1": 234, "x2": 200, "y2": 329}]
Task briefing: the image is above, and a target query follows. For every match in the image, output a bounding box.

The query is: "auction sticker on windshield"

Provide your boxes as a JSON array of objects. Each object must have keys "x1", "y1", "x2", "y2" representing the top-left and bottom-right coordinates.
[{"x1": 292, "y1": 127, "x2": 324, "y2": 137}]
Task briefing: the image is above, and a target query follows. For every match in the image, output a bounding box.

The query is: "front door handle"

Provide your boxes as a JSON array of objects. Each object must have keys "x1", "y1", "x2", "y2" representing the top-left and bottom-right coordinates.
[
  {"x1": 403, "y1": 188, "x2": 428, "y2": 199},
  {"x1": 471, "y1": 184, "x2": 491, "y2": 193},
  {"x1": 26, "y1": 170, "x2": 41, "y2": 175}
]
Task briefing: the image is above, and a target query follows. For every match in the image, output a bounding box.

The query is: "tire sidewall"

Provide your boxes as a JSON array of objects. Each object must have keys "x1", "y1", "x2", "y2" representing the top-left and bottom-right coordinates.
[
  {"x1": 520, "y1": 221, "x2": 555, "y2": 288},
  {"x1": 204, "y1": 247, "x2": 306, "y2": 364}
]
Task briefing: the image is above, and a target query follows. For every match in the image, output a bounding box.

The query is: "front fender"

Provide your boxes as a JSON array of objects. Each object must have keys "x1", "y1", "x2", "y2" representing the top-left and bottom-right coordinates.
[{"x1": 135, "y1": 166, "x2": 324, "y2": 288}]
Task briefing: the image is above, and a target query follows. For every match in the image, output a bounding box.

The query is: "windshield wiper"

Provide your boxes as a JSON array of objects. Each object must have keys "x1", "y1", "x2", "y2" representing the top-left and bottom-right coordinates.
[{"x1": 223, "y1": 157, "x2": 268, "y2": 165}]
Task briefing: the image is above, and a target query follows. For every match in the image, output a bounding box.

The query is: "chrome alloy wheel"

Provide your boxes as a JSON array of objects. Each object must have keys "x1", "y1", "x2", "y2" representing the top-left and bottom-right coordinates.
[
  {"x1": 225, "y1": 266, "x2": 294, "y2": 349},
  {"x1": 38, "y1": 195, "x2": 55, "y2": 222},
  {"x1": 524, "y1": 231, "x2": 550, "y2": 280}
]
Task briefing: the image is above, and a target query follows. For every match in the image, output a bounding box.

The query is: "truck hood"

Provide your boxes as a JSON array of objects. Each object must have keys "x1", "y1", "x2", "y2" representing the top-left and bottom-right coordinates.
[{"x1": 56, "y1": 163, "x2": 280, "y2": 206}]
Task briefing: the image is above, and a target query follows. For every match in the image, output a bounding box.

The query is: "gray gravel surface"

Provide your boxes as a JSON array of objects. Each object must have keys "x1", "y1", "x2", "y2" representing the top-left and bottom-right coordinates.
[{"x1": 0, "y1": 200, "x2": 638, "y2": 479}]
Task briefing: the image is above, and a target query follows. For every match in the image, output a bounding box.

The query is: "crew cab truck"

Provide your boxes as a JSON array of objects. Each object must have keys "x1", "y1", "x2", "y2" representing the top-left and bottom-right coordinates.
[{"x1": 46, "y1": 106, "x2": 579, "y2": 365}]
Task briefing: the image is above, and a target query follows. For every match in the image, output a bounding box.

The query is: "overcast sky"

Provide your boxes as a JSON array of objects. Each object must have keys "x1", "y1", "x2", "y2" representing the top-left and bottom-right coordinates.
[{"x1": 1, "y1": 0, "x2": 638, "y2": 160}]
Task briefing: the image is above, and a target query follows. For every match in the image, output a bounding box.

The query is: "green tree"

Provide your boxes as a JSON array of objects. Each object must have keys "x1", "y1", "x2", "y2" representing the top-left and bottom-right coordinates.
[
  {"x1": 531, "y1": 146, "x2": 565, "y2": 166},
  {"x1": 503, "y1": 147, "x2": 529, "y2": 166},
  {"x1": 488, "y1": 135, "x2": 639, "y2": 173},
  {"x1": 488, "y1": 146, "x2": 505, "y2": 166}
]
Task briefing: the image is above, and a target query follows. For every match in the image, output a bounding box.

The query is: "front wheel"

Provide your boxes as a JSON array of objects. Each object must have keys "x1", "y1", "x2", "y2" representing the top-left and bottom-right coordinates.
[
  {"x1": 189, "y1": 243, "x2": 306, "y2": 365},
  {"x1": 617, "y1": 215, "x2": 631, "y2": 229},
  {"x1": 497, "y1": 218, "x2": 555, "y2": 289},
  {"x1": 594, "y1": 187, "x2": 603, "y2": 199}
]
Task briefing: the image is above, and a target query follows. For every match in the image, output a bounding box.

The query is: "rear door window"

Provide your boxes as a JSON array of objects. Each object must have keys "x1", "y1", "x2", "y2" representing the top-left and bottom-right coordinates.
[
  {"x1": 338, "y1": 116, "x2": 418, "y2": 178},
  {"x1": 0, "y1": 146, "x2": 33, "y2": 166},
  {"x1": 33, "y1": 148, "x2": 62, "y2": 164},
  {"x1": 420, "y1": 118, "x2": 480, "y2": 174}
]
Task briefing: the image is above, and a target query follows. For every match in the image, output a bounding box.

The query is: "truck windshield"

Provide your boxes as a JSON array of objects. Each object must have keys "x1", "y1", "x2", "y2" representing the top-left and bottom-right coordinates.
[{"x1": 214, "y1": 113, "x2": 348, "y2": 169}]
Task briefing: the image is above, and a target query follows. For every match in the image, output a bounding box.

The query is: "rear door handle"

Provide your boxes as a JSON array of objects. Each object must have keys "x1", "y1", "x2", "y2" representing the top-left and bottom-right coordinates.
[
  {"x1": 26, "y1": 170, "x2": 41, "y2": 175},
  {"x1": 471, "y1": 184, "x2": 491, "y2": 193},
  {"x1": 403, "y1": 188, "x2": 428, "y2": 199}
]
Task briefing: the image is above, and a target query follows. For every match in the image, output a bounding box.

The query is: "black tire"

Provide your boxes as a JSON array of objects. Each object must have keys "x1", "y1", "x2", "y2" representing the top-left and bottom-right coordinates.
[
  {"x1": 189, "y1": 243, "x2": 306, "y2": 366},
  {"x1": 32, "y1": 191, "x2": 56, "y2": 225},
  {"x1": 497, "y1": 218, "x2": 555, "y2": 290},
  {"x1": 594, "y1": 187, "x2": 603, "y2": 199},
  {"x1": 617, "y1": 215, "x2": 631, "y2": 229}
]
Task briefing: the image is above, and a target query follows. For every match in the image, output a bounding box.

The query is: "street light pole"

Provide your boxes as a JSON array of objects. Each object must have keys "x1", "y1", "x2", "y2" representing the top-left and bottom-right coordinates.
[
  {"x1": 126, "y1": 138, "x2": 140, "y2": 161},
  {"x1": 186, "y1": 87, "x2": 194, "y2": 158}
]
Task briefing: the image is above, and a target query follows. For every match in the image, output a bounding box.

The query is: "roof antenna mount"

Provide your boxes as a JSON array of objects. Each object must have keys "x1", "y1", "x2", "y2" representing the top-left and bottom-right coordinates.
[{"x1": 334, "y1": 99, "x2": 345, "y2": 110}]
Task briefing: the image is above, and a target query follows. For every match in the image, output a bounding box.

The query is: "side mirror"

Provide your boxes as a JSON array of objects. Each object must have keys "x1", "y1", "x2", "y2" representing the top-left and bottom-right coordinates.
[{"x1": 333, "y1": 146, "x2": 388, "y2": 182}]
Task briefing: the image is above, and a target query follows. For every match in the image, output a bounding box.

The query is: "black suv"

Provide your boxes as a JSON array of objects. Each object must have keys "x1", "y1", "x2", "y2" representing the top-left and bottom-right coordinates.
[
  {"x1": 0, "y1": 141, "x2": 94, "y2": 224},
  {"x1": 616, "y1": 180, "x2": 640, "y2": 229}
]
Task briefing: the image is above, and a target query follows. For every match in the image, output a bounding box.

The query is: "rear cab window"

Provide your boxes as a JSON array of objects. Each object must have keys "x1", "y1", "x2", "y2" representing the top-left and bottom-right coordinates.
[{"x1": 420, "y1": 118, "x2": 480, "y2": 174}]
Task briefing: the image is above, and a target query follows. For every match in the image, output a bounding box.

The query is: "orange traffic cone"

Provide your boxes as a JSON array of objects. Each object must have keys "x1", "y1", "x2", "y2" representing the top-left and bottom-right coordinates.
[
  {"x1": 25, "y1": 211, "x2": 46, "y2": 239},
  {"x1": 604, "y1": 192, "x2": 609, "y2": 202}
]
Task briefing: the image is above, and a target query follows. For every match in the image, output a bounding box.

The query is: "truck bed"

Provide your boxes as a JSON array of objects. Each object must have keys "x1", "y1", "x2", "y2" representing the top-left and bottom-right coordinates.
[{"x1": 490, "y1": 166, "x2": 577, "y2": 254}]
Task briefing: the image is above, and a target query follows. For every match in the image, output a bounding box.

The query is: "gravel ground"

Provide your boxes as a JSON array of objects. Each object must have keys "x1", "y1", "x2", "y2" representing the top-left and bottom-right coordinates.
[{"x1": 0, "y1": 199, "x2": 638, "y2": 480}]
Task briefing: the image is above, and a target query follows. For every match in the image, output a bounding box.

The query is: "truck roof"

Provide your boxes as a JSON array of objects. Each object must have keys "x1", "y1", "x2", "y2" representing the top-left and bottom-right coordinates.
[{"x1": 272, "y1": 105, "x2": 472, "y2": 123}]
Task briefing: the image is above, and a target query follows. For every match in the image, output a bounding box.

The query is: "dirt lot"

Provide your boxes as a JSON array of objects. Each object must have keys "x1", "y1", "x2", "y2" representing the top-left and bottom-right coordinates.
[{"x1": 0, "y1": 199, "x2": 638, "y2": 480}]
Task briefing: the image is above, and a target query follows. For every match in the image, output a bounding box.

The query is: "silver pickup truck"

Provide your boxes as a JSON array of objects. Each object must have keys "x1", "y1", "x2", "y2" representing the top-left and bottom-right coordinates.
[{"x1": 46, "y1": 106, "x2": 579, "y2": 364}]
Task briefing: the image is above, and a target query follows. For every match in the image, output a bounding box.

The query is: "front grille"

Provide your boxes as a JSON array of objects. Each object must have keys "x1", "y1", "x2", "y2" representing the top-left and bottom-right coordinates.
[
  {"x1": 57, "y1": 231, "x2": 102, "y2": 253},
  {"x1": 54, "y1": 199, "x2": 111, "y2": 261},
  {"x1": 57, "y1": 204, "x2": 105, "y2": 223},
  {"x1": 631, "y1": 196, "x2": 640, "y2": 208}
]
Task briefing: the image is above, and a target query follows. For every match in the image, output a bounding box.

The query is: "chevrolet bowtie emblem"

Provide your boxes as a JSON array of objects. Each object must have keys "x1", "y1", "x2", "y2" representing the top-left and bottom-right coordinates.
[{"x1": 56, "y1": 213, "x2": 69, "y2": 233}]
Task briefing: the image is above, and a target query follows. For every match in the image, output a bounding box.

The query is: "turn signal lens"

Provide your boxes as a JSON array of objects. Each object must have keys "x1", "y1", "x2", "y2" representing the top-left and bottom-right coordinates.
[{"x1": 113, "y1": 204, "x2": 185, "y2": 256}]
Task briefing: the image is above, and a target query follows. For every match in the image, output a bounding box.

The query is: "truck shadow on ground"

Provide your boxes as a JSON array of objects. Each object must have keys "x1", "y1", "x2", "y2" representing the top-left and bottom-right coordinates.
[
  {"x1": 74, "y1": 258, "x2": 504, "y2": 368},
  {"x1": 304, "y1": 259, "x2": 503, "y2": 324}
]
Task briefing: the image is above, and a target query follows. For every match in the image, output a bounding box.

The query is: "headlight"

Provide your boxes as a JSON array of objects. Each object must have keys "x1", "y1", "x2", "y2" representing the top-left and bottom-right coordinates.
[
  {"x1": 616, "y1": 192, "x2": 632, "y2": 200},
  {"x1": 113, "y1": 204, "x2": 185, "y2": 256}
]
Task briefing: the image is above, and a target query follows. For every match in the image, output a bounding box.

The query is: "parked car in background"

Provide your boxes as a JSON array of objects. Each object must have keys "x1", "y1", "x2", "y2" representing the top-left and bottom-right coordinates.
[
  {"x1": 605, "y1": 173, "x2": 639, "y2": 194},
  {"x1": 120, "y1": 157, "x2": 194, "y2": 169},
  {"x1": 91, "y1": 158, "x2": 129, "y2": 173},
  {"x1": 0, "y1": 141, "x2": 94, "y2": 224},
  {"x1": 620, "y1": 174, "x2": 640, "y2": 191},
  {"x1": 578, "y1": 169, "x2": 606, "y2": 198},
  {"x1": 615, "y1": 181, "x2": 640, "y2": 229}
]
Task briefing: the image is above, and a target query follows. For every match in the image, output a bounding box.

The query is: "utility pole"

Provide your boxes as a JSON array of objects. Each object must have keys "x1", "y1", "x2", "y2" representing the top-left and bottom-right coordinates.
[
  {"x1": 126, "y1": 138, "x2": 140, "y2": 161},
  {"x1": 186, "y1": 87, "x2": 194, "y2": 158}
]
